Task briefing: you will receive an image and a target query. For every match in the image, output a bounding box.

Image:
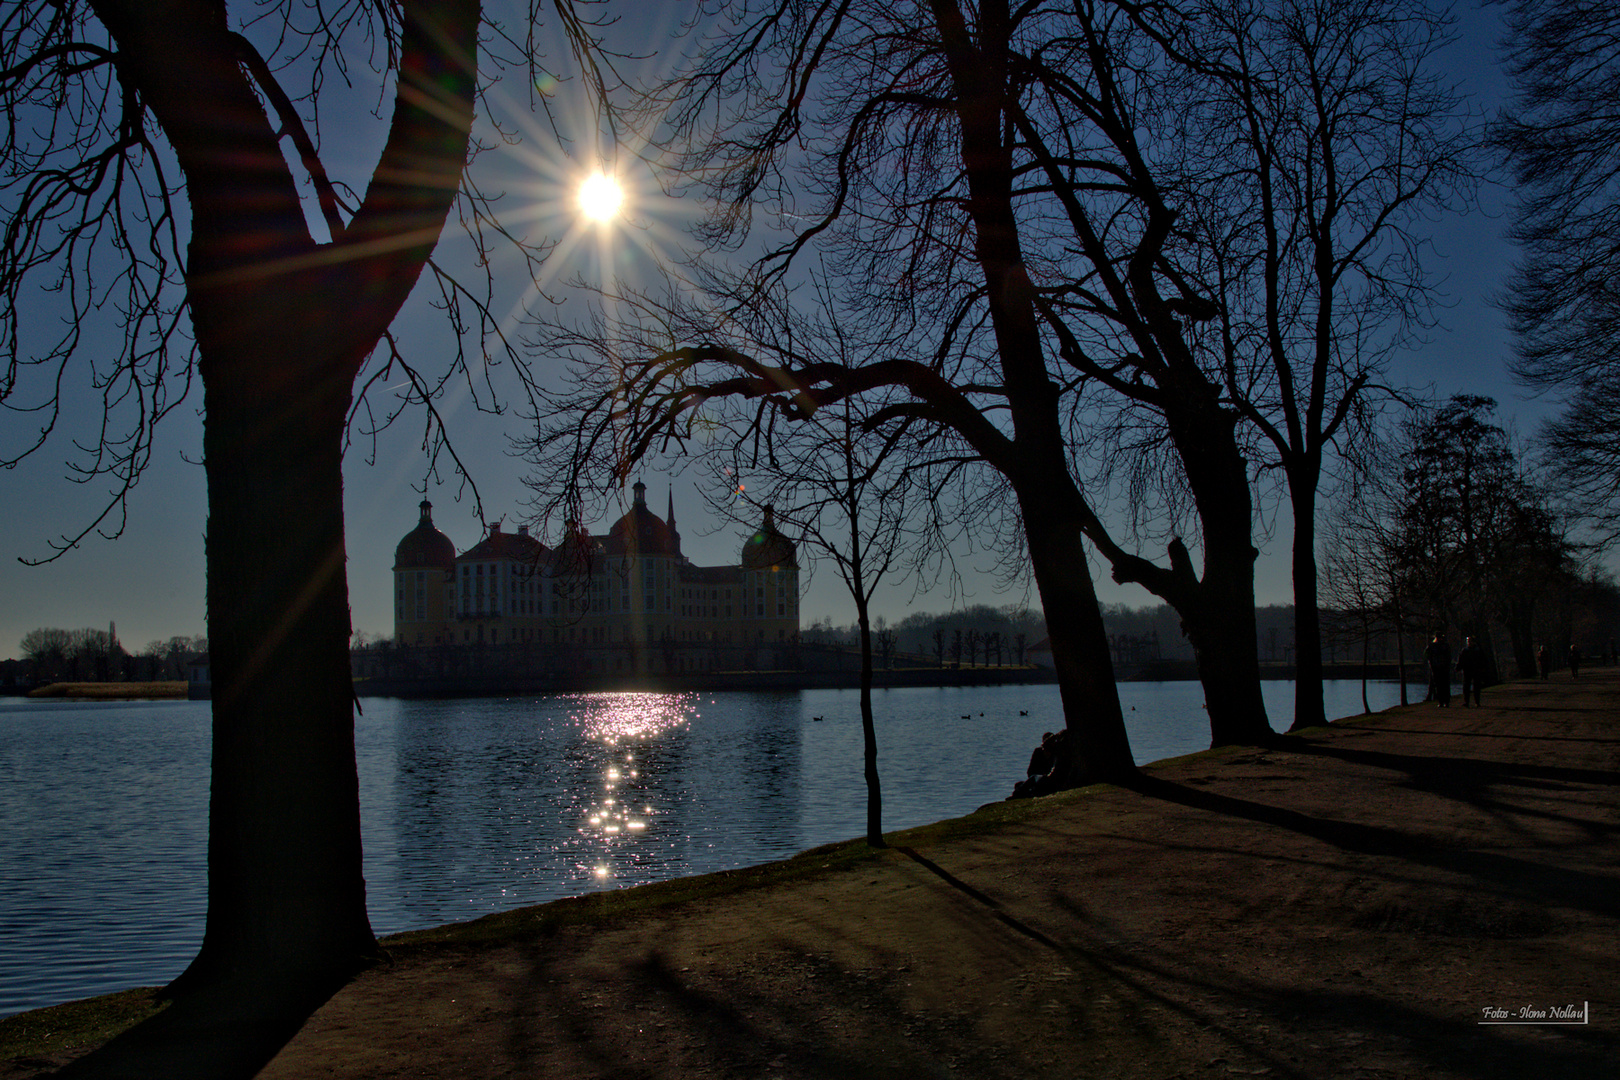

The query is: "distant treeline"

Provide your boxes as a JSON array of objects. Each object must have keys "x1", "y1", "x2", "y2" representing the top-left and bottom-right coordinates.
[
  {"x1": 9, "y1": 628, "x2": 208, "y2": 685},
  {"x1": 799, "y1": 602, "x2": 1448, "y2": 666}
]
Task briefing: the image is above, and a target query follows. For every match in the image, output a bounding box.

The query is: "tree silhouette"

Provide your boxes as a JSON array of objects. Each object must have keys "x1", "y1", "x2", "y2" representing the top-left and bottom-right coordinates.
[
  {"x1": 2, "y1": 0, "x2": 611, "y2": 1033},
  {"x1": 1495, "y1": 0, "x2": 1620, "y2": 537},
  {"x1": 1141, "y1": 0, "x2": 1478, "y2": 731},
  {"x1": 1395, "y1": 397, "x2": 1573, "y2": 679}
]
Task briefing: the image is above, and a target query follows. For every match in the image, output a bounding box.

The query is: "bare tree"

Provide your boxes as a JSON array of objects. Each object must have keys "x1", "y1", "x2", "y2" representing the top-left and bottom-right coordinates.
[
  {"x1": 1319, "y1": 488, "x2": 1407, "y2": 713},
  {"x1": 535, "y1": 0, "x2": 1297, "y2": 763},
  {"x1": 1494, "y1": 0, "x2": 1620, "y2": 537},
  {"x1": 1394, "y1": 396, "x2": 1574, "y2": 679},
  {"x1": 536, "y1": 0, "x2": 1468, "y2": 755},
  {"x1": 1136, "y1": 0, "x2": 1478, "y2": 730},
  {"x1": 2, "y1": 0, "x2": 613, "y2": 1028},
  {"x1": 716, "y1": 393, "x2": 918, "y2": 848},
  {"x1": 19, "y1": 628, "x2": 73, "y2": 682},
  {"x1": 531, "y1": 276, "x2": 963, "y2": 838}
]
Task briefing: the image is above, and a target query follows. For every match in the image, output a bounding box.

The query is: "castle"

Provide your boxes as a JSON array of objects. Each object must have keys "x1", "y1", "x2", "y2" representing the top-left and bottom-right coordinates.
[{"x1": 391, "y1": 481, "x2": 800, "y2": 675}]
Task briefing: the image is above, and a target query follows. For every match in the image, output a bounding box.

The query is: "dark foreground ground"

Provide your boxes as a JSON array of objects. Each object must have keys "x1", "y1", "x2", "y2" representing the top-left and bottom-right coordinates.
[{"x1": 5, "y1": 668, "x2": 1616, "y2": 1078}]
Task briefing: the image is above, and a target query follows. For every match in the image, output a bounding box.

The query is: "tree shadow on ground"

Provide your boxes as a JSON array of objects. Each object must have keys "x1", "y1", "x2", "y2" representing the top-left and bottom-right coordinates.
[
  {"x1": 1337, "y1": 720, "x2": 1620, "y2": 742},
  {"x1": 1040, "y1": 887, "x2": 1617, "y2": 1080},
  {"x1": 1277, "y1": 737, "x2": 1620, "y2": 847},
  {"x1": 45, "y1": 977, "x2": 341, "y2": 1080},
  {"x1": 1120, "y1": 769, "x2": 1620, "y2": 922},
  {"x1": 923, "y1": 787, "x2": 1618, "y2": 1078}
]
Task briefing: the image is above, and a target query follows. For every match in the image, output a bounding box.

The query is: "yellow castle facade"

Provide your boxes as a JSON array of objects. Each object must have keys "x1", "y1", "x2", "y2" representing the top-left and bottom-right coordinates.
[{"x1": 391, "y1": 482, "x2": 799, "y2": 675}]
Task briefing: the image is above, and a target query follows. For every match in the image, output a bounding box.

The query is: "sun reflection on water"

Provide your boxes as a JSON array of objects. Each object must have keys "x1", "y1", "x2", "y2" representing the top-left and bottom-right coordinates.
[{"x1": 561, "y1": 692, "x2": 697, "y2": 886}]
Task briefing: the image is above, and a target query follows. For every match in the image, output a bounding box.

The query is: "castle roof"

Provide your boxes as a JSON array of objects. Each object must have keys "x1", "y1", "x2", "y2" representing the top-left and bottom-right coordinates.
[
  {"x1": 605, "y1": 481, "x2": 681, "y2": 558},
  {"x1": 740, "y1": 505, "x2": 797, "y2": 570},
  {"x1": 457, "y1": 520, "x2": 548, "y2": 566},
  {"x1": 393, "y1": 500, "x2": 456, "y2": 571}
]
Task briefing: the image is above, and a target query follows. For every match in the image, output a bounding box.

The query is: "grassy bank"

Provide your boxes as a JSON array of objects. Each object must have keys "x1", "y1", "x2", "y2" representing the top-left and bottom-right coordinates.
[{"x1": 26, "y1": 682, "x2": 188, "y2": 700}]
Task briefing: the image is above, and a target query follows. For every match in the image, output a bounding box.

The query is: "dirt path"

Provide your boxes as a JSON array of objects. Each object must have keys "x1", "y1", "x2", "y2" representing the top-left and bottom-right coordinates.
[{"x1": 16, "y1": 670, "x2": 1620, "y2": 1078}]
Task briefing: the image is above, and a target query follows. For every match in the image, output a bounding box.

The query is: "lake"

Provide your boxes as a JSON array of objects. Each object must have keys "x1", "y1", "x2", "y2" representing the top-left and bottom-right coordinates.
[{"x1": 0, "y1": 679, "x2": 1416, "y2": 1016}]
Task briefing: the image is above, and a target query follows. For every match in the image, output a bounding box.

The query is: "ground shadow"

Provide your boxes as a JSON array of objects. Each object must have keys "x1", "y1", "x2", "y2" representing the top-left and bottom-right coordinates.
[
  {"x1": 45, "y1": 977, "x2": 340, "y2": 1080},
  {"x1": 1119, "y1": 771, "x2": 1620, "y2": 922}
]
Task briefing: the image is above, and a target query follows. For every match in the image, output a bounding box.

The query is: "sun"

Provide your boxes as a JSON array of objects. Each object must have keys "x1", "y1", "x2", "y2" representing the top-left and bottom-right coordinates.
[{"x1": 578, "y1": 171, "x2": 623, "y2": 223}]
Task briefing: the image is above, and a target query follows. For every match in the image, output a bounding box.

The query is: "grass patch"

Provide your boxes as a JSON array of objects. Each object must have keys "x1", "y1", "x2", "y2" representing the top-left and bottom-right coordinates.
[
  {"x1": 0, "y1": 988, "x2": 164, "y2": 1064},
  {"x1": 27, "y1": 682, "x2": 187, "y2": 700},
  {"x1": 383, "y1": 834, "x2": 889, "y2": 954},
  {"x1": 384, "y1": 781, "x2": 1118, "y2": 958}
]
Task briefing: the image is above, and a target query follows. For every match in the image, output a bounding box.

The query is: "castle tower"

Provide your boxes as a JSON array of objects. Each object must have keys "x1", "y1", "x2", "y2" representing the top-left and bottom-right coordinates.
[{"x1": 393, "y1": 499, "x2": 456, "y2": 644}]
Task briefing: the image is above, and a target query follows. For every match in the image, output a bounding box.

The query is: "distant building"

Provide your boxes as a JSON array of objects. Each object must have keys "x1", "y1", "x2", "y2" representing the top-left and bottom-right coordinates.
[{"x1": 391, "y1": 481, "x2": 800, "y2": 674}]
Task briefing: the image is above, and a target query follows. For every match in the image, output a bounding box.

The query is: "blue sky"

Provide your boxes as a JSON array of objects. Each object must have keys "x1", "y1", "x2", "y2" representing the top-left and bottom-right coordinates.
[{"x1": 0, "y1": 2, "x2": 1563, "y2": 659}]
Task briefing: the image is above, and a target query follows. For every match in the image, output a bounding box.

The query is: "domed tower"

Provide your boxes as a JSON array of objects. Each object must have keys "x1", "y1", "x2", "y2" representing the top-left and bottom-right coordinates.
[
  {"x1": 605, "y1": 480, "x2": 682, "y2": 560},
  {"x1": 393, "y1": 499, "x2": 457, "y2": 644},
  {"x1": 740, "y1": 505, "x2": 799, "y2": 641},
  {"x1": 604, "y1": 480, "x2": 682, "y2": 622},
  {"x1": 740, "y1": 504, "x2": 797, "y2": 570}
]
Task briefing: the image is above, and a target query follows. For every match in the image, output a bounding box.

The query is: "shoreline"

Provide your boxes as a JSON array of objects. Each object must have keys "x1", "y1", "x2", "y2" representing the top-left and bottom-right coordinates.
[
  {"x1": 2, "y1": 663, "x2": 1434, "y2": 702},
  {"x1": 13, "y1": 682, "x2": 187, "y2": 701},
  {"x1": 5, "y1": 670, "x2": 1615, "y2": 1078}
]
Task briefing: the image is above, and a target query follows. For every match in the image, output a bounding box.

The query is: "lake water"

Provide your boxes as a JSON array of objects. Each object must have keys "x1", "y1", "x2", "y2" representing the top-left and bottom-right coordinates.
[{"x1": 0, "y1": 679, "x2": 1415, "y2": 1017}]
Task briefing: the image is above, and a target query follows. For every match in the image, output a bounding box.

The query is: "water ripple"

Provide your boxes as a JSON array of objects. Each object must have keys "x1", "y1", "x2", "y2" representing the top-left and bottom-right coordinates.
[{"x1": 1, "y1": 680, "x2": 1416, "y2": 1015}]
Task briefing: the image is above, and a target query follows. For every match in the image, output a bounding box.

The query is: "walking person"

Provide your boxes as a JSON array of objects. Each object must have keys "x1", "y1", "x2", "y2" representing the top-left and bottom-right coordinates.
[
  {"x1": 1538, "y1": 645, "x2": 1552, "y2": 680},
  {"x1": 1425, "y1": 633, "x2": 1452, "y2": 707},
  {"x1": 1456, "y1": 636, "x2": 1486, "y2": 707},
  {"x1": 1569, "y1": 644, "x2": 1582, "y2": 679}
]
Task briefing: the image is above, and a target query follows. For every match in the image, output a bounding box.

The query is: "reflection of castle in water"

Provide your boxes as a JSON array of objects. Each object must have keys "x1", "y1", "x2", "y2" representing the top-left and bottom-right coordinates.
[{"x1": 387, "y1": 481, "x2": 800, "y2": 677}]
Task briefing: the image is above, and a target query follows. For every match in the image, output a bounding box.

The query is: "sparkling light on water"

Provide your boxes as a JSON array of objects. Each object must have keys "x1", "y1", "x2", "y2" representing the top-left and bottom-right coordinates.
[{"x1": 2, "y1": 680, "x2": 1419, "y2": 1016}]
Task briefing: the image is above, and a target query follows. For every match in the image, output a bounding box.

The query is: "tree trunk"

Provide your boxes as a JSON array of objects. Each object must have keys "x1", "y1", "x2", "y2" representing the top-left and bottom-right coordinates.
[
  {"x1": 855, "y1": 596, "x2": 884, "y2": 847},
  {"x1": 90, "y1": 0, "x2": 482, "y2": 1000},
  {"x1": 1289, "y1": 483, "x2": 1327, "y2": 731},
  {"x1": 1023, "y1": 505, "x2": 1136, "y2": 782},
  {"x1": 180, "y1": 353, "x2": 376, "y2": 995},
  {"x1": 1504, "y1": 598, "x2": 1538, "y2": 678},
  {"x1": 1178, "y1": 594, "x2": 1272, "y2": 746},
  {"x1": 1395, "y1": 600, "x2": 1409, "y2": 707},
  {"x1": 1360, "y1": 620, "x2": 1371, "y2": 715},
  {"x1": 1114, "y1": 385, "x2": 1273, "y2": 748}
]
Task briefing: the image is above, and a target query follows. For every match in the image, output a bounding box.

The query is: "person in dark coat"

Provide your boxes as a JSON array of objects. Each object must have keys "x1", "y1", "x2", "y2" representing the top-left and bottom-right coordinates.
[
  {"x1": 1538, "y1": 645, "x2": 1552, "y2": 680},
  {"x1": 1569, "y1": 644, "x2": 1582, "y2": 679},
  {"x1": 1456, "y1": 636, "x2": 1487, "y2": 706},
  {"x1": 1012, "y1": 730, "x2": 1064, "y2": 798},
  {"x1": 1424, "y1": 634, "x2": 1452, "y2": 707}
]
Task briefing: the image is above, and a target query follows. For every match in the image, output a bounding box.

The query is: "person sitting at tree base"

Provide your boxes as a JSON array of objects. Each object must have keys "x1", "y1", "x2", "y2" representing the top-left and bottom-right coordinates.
[{"x1": 1011, "y1": 730, "x2": 1066, "y2": 798}]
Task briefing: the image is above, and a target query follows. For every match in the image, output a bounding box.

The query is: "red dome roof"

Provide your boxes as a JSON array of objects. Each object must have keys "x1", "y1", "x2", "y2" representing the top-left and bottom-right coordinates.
[
  {"x1": 741, "y1": 505, "x2": 797, "y2": 570},
  {"x1": 605, "y1": 481, "x2": 681, "y2": 557},
  {"x1": 393, "y1": 500, "x2": 456, "y2": 571}
]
